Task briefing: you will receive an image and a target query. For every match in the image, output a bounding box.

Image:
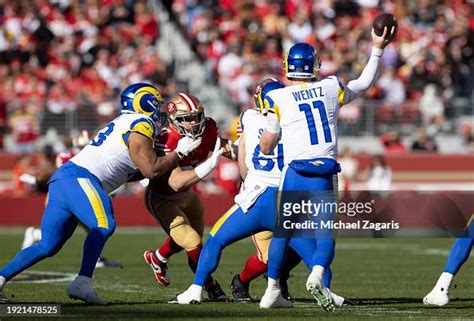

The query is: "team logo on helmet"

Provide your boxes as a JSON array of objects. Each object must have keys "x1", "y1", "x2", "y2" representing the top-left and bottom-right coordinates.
[
  {"x1": 120, "y1": 83, "x2": 165, "y2": 121},
  {"x1": 166, "y1": 102, "x2": 177, "y2": 114},
  {"x1": 165, "y1": 93, "x2": 206, "y2": 139}
]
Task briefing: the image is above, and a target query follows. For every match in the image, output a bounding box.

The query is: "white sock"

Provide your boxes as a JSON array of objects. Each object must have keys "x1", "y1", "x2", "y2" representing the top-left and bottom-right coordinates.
[
  {"x1": 155, "y1": 251, "x2": 168, "y2": 264},
  {"x1": 312, "y1": 265, "x2": 325, "y2": 279},
  {"x1": 436, "y1": 272, "x2": 453, "y2": 291},
  {"x1": 267, "y1": 277, "x2": 279, "y2": 290},
  {"x1": 0, "y1": 276, "x2": 6, "y2": 289},
  {"x1": 189, "y1": 284, "x2": 203, "y2": 296}
]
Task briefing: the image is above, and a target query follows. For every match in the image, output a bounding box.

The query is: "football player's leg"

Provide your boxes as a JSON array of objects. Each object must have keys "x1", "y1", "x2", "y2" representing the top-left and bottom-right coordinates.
[
  {"x1": 183, "y1": 193, "x2": 206, "y2": 273},
  {"x1": 0, "y1": 182, "x2": 78, "y2": 294},
  {"x1": 67, "y1": 177, "x2": 116, "y2": 278}
]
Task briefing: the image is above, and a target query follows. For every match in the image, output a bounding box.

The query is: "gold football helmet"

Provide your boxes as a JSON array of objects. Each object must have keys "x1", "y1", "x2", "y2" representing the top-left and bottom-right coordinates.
[{"x1": 165, "y1": 93, "x2": 206, "y2": 138}]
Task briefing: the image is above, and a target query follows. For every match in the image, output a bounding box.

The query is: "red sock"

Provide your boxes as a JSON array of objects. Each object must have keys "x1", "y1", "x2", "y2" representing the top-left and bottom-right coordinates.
[
  {"x1": 158, "y1": 236, "x2": 183, "y2": 259},
  {"x1": 239, "y1": 254, "x2": 268, "y2": 284},
  {"x1": 186, "y1": 246, "x2": 202, "y2": 273}
]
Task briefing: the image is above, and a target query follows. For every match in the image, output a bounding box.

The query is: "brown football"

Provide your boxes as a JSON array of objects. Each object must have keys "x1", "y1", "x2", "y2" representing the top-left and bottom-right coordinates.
[{"x1": 373, "y1": 13, "x2": 398, "y2": 41}]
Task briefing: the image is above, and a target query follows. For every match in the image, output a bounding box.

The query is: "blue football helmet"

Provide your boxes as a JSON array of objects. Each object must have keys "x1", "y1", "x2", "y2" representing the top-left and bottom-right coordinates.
[
  {"x1": 284, "y1": 43, "x2": 321, "y2": 80},
  {"x1": 120, "y1": 83, "x2": 165, "y2": 122},
  {"x1": 254, "y1": 78, "x2": 284, "y2": 114}
]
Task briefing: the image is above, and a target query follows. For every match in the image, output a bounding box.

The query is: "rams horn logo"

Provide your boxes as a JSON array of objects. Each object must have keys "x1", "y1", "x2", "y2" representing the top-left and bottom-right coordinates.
[{"x1": 310, "y1": 160, "x2": 325, "y2": 166}]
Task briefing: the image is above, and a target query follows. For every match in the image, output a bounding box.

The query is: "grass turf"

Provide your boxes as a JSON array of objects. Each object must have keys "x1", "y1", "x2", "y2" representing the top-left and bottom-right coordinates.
[{"x1": 0, "y1": 227, "x2": 473, "y2": 320}]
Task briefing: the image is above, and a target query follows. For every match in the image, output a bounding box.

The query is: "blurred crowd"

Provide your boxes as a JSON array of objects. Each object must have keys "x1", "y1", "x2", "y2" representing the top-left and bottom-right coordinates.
[
  {"x1": 0, "y1": 0, "x2": 181, "y2": 152},
  {"x1": 167, "y1": 0, "x2": 473, "y2": 149}
]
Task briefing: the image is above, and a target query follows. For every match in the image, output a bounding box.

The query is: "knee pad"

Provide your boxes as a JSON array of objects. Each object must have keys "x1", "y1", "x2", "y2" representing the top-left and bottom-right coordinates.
[
  {"x1": 90, "y1": 227, "x2": 114, "y2": 239},
  {"x1": 169, "y1": 223, "x2": 202, "y2": 251}
]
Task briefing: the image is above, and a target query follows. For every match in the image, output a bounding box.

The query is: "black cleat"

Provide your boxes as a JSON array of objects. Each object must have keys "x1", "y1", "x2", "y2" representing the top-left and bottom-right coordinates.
[
  {"x1": 230, "y1": 274, "x2": 252, "y2": 303},
  {"x1": 205, "y1": 280, "x2": 228, "y2": 302}
]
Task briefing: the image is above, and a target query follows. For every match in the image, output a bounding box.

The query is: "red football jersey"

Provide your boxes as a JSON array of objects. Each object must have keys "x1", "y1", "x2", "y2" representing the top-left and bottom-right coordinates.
[
  {"x1": 148, "y1": 117, "x2": 219, "y2": 196},
  {"x1": 55, "y1": 151, "x2": 75, "y2": 168}
]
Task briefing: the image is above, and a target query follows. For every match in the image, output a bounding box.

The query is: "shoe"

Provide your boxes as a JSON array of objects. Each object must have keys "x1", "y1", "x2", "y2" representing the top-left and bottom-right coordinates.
[
  {"x1": 95, "y1": 257, "x2": 121, "y2": 268},
  {"x1": 67, "y1": 276, "x2": 106, "y2": 305},
  {"x1": 0, "y1": 288, "x2": 8, "y2": 303},
  {"x1": 306, "y1": 270, "x2": 335, "y2": 312},
  {"x1": 230, "y1": 274, "x2": 252, "y2": 303},
  {"x1": 259, "y1": 288, "x2": 293, "y2": 308},
  {"x1": 280, "y1": 277, "x2": 291, "y2": 301},
  {"x1": 204, "y1": 280, "x2": 228, "y2": 302},
  {"x1": 423, "y1": 287, "x2": 450, "y2": 306},
  {"x1": 143, "y1": 250, "x2": 170, "y2": 287},
  {"x1": 329, "y1": 290, "x2": 353, "y2": 306},
  {"x1": 173, "y1": 284, "x2": 202, "y2": 304}
]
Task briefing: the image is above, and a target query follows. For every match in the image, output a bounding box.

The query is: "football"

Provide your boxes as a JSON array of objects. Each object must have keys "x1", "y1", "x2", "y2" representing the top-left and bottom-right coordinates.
[{"x1": 373, "y1": 13, "x2": 398, "y2": 41}]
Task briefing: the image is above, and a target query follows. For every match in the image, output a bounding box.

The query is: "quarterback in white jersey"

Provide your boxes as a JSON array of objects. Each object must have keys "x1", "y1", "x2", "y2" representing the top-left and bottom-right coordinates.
[
  {"x1": 259, "y1": 27, "x2": 396, "y2": 310},
  {"x1": 0, "y1": 83, "x2": 201, "y2": 305}
]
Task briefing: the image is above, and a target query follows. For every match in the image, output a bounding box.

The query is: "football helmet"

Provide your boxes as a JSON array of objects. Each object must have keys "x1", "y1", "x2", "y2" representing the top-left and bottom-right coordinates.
[
  {"x1": 165, "y1": 93, "x2": 205, "y2": 139},
  {"x1": 284, "y1": 43, "x2": 321, "y2": 80},
  {"x1": 254, "y1": 78, "x2": 284, "y2": 114},
  {"x1": 120, "y1": 83, "x2": 165, "y2": 122}
]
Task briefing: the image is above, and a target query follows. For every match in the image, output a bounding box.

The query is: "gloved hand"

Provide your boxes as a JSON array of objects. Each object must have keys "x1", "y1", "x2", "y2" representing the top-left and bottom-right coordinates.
[
  {"x1": 195, "y1": 138, "x2": 224, "y2": 179},
  {"x1": 176, "y1": 136, "x2": 202, "y2": 158}
]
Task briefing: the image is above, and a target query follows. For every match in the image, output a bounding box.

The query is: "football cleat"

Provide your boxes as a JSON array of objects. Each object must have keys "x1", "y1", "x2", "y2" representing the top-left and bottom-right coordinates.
[
  {"x1": 143, "y1": 250, "x2": 170, "y2": 287},
  {"x1": 423, "y1": 287, "x2": 450, "y2": 306},
  {"x1": 280, "y1": 277, "x2": 292, "y2": 301},
  {"x1": 329, "y1": 290, "x2": 353, "y2": 307},
  {"x1": 0, "y1": 288, "x2": 8, "y2": 304},
  {"x1": 259, "y1": 288, "x2": 293, "y2": 309},
  {"x1": 306, "y1": 270, "x2": 335, "y2": 312},
  {"x1": 230, "y1": 274, "x2": 252, "y2": 303},
  {"x1": 67, "y1": 276, "x2": 106, "y2": 305},
  {"x1": 173, "y1": 284, "x2": 202, "y2": 304},
  {"x1": 205, "y1": 280, "x2": 228, "y2": 302},
  {"x1": 95, "y1": 257, "x2": 121, "y2": 268}
]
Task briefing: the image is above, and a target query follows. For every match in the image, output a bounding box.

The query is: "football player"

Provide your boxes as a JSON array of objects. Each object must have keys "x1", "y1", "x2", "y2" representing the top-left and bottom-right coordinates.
[
  {"x1": 0, "y1": 83, "x2": 201, "y2": 304},
  {"x1": 143, "y1": 92, "x2": 231, "y2": 301},
  {"x1": 423, "y1": 221, "x2": 474, "y2": 306},
  {"x1": 175, "y1": 79, "x2": 346, "y2": 306},
  {"x1": 258, "y1": 26, "x2": 396, "y2": 310}
]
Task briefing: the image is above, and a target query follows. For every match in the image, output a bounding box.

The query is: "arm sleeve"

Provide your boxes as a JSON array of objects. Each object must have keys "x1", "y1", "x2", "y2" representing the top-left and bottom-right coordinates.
[{"x1": 344, "y1": 47, "x2": 384, "y2": 105}]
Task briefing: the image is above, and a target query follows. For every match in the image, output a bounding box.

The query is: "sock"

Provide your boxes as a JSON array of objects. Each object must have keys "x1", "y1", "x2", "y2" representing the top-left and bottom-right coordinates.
[
  {"x1": 186, "y1": 247, "x2": 202, "y2": 273},
  {"x1": 158, "y1": 237, "x2": 183, "y2": 260},
  {"x1": 79, "y1": 228, "x2": 110, "y2": 278},
  {"x1": 239, "y1": 254, "x2": 268, "y2": 284},
  {"x1": 75, "y1": 275, "x2": 93, "y2": 287},
  {"x1": 188, "y1": 283, "x2": 203, "y2": 297},
  {"x1": 267, "y1": 277, "x2": 279, "y2": 290},
  {"x1": 436, "y1": 272, "x2": 454, "y2": 291},
  {"x1": 312, "y1": 265, "x2": 325, "y2": 280},
  {"x1": 444, "y1": 237, "x2": 473, "y2": 275},
  {"x1": 0, "y1": 276, "x2": 5, "y2": 289}
]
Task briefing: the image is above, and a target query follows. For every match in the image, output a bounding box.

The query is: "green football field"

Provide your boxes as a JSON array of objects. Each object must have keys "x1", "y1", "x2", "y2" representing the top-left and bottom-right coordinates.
[{"x1": 0, "y1": 227, "x2": 473, "y2": 320}]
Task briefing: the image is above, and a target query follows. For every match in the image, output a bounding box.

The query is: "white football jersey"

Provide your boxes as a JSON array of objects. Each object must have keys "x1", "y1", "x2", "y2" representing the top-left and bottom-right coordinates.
[
  {"x1": 241, "y1": 108, "x2": 282, "y2": 188},
  {"x1": 265, "y1": 76, "x2": 343, "y2": 164},
  {"x1": 71, "y1": 113, "x2": 157, "y2": 193}
]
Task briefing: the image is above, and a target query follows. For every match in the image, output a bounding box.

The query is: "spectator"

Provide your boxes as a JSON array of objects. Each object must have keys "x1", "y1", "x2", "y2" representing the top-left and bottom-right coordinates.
[
  {"x1": 338, "y1": 147, "x2": 359, "y2": 192},
  {"x1": 8, "y1": 101, "x2": 40, "y2": 154},
  {"x1": 366, "y1": 155, "x2": 392, "y2": 191},
  {"x1": 377, "y1": 68, "x2": 406, "y2": 106},
  {"x1": 411, "y1": 128, "x2": 438, "y2": 152},
  {"x1": 419, "y1": 84, "x2": 445, "y2": 126},
  {"x1": 380, "y1": 131, "x2": 407, "y2": 153}
]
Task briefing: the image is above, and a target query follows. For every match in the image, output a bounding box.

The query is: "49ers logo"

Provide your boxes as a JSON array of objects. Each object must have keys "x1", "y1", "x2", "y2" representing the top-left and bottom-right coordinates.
[{"x1": 166, "y1": 102, "x2": 177, "y2": 114}]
